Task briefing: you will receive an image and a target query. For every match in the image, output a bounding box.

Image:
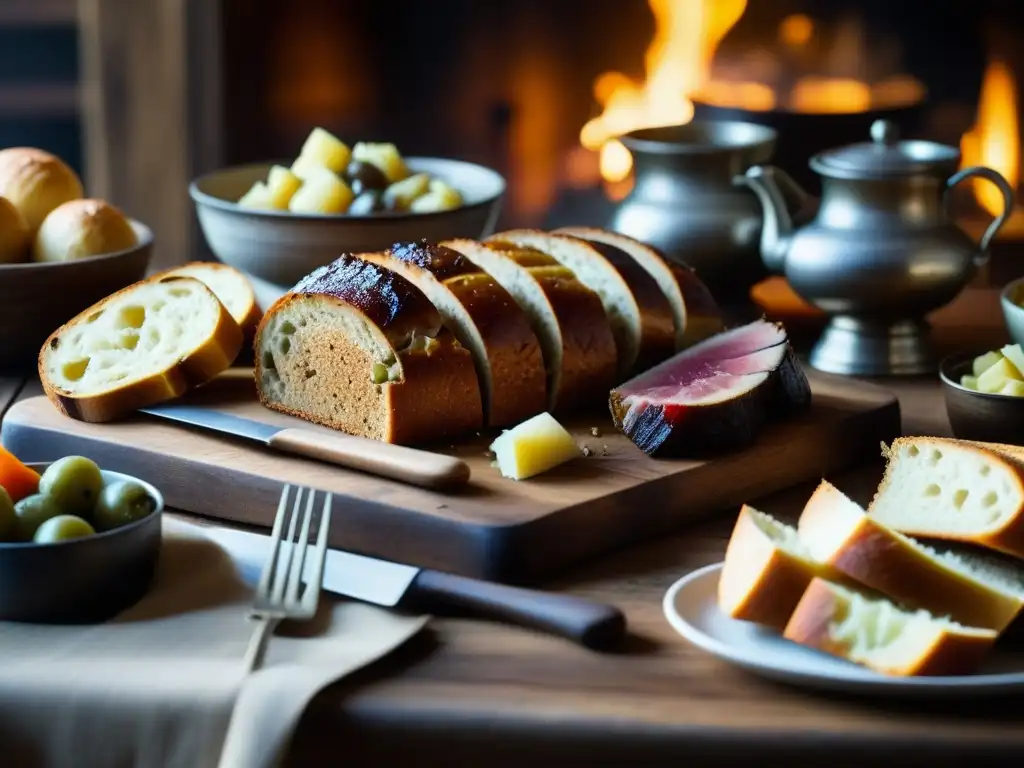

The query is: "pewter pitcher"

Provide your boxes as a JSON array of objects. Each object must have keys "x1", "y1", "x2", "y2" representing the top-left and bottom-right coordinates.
[
  {"x1": 738, "y1": 120, "x2": 1014, "y2": 376},
  {"x1": 608, "y1": 121, "x2": 797, "y2": 305}
]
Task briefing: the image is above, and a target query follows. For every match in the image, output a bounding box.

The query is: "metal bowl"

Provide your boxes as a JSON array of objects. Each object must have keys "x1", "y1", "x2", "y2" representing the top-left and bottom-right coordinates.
[
  {"x1": 190, "y1": 157, "x2": 506, "y2": 288},
  {"x1": 0, "y1": 465, "x2": 163, "y2": 623},
  {"x1": 0, "y1": 220, "x2": 154, "y2": 373},
  {"x1": 940, "y1": 351, "x2": 1024, "y2": 445}
]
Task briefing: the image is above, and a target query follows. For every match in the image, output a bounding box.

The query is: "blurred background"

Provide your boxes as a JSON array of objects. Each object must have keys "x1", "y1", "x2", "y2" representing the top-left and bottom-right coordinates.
[{"x1": 7, "y1": 0, "x2": 1024, "y2": 270}]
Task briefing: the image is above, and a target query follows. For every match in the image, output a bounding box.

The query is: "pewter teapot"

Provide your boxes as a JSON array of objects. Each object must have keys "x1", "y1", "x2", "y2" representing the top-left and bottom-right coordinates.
[{"x1": 736, "y1": 119, "x2": 1014, "y2": 376}]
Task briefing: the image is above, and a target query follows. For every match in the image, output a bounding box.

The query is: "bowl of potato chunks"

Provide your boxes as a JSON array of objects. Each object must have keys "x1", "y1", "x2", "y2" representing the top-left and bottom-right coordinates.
[
  {"x1": 190, "y1": 127, "x2": 506, "y2": 287},
  {"x1": 940, "y1": 344, "x2": 1024, "y2": 444}
]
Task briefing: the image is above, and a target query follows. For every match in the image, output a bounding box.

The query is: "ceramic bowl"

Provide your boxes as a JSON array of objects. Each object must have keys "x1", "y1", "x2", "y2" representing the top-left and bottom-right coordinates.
[
  {"x1": 940, "y1": 351, "x2": 1024, "y2": 444},
  {"x1": 1000, "y1": 276, "x2": 1024, "y2": 347},
  {"x1": 0, "y1": 220, "x2": 154, "y2": 372},
  {"x1": 190, "y1": 157, "x2": 506, "y2": 288},
  {"x1": 0, "y1": 465, "x2": 163, "y2": 623}
]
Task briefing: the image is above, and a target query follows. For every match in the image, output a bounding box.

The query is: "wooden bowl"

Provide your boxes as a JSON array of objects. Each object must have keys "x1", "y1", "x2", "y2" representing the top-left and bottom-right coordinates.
[
  {"x1": 189, "y1": 157, "x2": 506, "y2": 288},
  {"x1": 0, "y1": 465, "x2": 163, "y2": 624},
  {"x1": 0, "y1": 220, "x2": 154, "y2": 372},
  {"x1": 940, "y1": 351, "x2": 1024, "y2": 445}
]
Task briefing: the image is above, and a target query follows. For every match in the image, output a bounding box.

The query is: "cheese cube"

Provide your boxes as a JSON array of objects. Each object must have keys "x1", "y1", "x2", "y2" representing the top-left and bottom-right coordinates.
[
  {"x1": 237, "y1": 181, "x2": 275, "y2": 210},
  {"x1": 1002, "y1": 344, "x2": 1024, "y2": 378},
  {"x1": 960, "y1": 374, "x2": 979, "y2": 390},
  {"x1": 973, "y1": 350, "x2": 1004, "y2": 377},
  {"x1": 266, "y1": 165, "x2": 302, "y2": 209},
  {"x1": 489, "y1": 412, "x2": 581, "y2": 481},
  {"x1": 1000, "y1": 380, "x2": 1024, "y2": 397},
  {"x1": 977, "y1": 357, "x2": 1023, "y2": 394}
]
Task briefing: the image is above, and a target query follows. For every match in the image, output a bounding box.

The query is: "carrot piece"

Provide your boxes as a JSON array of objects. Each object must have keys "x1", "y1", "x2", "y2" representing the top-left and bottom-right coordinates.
[{"x1": 0, "y1": 445, "x2": 40, "y2": 503}]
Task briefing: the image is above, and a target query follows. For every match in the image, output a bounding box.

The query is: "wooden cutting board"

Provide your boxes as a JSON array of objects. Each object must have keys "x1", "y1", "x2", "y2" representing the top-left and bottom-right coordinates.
[{"x1": 1, "y1": 369, "x2": 900, "y2": 582}]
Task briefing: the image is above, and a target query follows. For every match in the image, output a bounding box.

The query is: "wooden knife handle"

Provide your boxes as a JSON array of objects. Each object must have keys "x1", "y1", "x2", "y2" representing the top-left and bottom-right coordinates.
[
  {"x1": 268, "y1": 427, "x2": 471, "y2": 490},
  {"x1": 405, "y1": 570, "x2": 627, "y2": 650}
]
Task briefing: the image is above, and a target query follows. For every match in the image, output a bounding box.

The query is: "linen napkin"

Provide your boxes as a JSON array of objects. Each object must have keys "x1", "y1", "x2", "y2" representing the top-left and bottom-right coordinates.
[{"x1": 0, "y1": 516, "x2": 429, "y2": 768}]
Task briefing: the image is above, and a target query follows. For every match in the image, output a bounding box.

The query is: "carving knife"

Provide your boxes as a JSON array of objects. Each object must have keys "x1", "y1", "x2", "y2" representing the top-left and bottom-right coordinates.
[
  {"x1": 199, "y1": 523, "x2": 627, "y2": 650},
  {"x1": 138, "y1": 404, "x2": 470, "y2": 491}
]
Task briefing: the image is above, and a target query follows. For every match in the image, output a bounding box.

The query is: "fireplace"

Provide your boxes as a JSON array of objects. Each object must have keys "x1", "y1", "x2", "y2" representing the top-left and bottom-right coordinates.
[{"x1": 73, "y1": 0, "x2": 1024, "y2": 277}]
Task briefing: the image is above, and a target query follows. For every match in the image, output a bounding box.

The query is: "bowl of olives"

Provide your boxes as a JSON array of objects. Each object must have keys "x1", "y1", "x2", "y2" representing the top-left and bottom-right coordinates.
[
  {"x1": 0, "y1": 451, "x2": 163, "y2": 624},
  {"x1": 189, "y1": 127, "x2": 506, "y2": 287}
]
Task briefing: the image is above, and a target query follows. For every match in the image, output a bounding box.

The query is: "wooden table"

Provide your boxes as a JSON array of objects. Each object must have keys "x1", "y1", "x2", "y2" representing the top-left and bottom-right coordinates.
[{"x1": 4, "y1": 288, "x2": 1024, "y2": 767}]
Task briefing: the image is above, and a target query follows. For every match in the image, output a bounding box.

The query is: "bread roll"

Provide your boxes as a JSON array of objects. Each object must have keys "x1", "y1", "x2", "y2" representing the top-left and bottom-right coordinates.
[
  {"x1": 33, "y1": 199, "x2": 138, "y2": 263},
  {"x1": 0, "y1": 147, "x2": 83, "y2": 234},
  {"x1": 0, "y1": 195, "x2": 29, "y2": 264}
]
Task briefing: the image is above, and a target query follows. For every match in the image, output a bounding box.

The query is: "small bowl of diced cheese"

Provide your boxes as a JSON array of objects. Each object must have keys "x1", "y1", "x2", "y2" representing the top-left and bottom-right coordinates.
[
  {"x1": 940, "y1": 344, "x2": 1024, "y2": 444},
  {"x1": 190, "y1": 127, "x2": 506, "y2": 288}
]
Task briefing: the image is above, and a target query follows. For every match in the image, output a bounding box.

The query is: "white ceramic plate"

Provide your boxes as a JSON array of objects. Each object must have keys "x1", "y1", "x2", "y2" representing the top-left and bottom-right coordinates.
[{"x1": 663, "y1": 562, "x2": 1024, "y2": 697}]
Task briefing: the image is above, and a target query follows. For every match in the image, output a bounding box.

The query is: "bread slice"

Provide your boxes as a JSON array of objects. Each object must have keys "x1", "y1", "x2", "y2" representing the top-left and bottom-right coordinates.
[
  {"x1": 356, "y1": 242, "x2": 546, "y2": 427},
  {"x1": 150, "y1": 261, "x2": 262, "y2": 336},
  {"x1": 442, "y1": 238, "x2": 617, "y2": 412},
  {"x1": 39, "y1": 277, "x2": 243, "y2": 422},
  {"x1": 486, "y1": 229, "x2": 675, "y2": 376},
  {"x1": 717, "y1": 505, "x2": 847, "y2": 631},
  {"x1": 868, "y1": 437, "x2": 1024, "y2": 559},
  {"x1": 553, "y1": 226, "x2": 724, "y2": 350},
  {"x1": 254, "y1": 254, "x2": 484, "y2": 444},
  {"x1": 797, "y1": 479, "x2": 1024, "y2": 631},
  {"x1": 784, "y1": 577, "x2": 997, "y2": 676}
]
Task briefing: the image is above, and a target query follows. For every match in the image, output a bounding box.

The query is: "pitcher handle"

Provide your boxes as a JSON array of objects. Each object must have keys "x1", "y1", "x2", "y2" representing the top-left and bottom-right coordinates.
[{"x1": 946, "y1": 166, "x2": 1015, "y2": 265}]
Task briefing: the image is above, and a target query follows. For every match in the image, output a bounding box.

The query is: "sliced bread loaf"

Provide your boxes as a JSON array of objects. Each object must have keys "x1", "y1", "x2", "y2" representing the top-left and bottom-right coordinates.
[
  {"x1": 356, "y1": 241, "x2": 546, "y2": 427},
  {"x1": 553, "y1": 226, "x2": 723, "y2": 350},
  {"x1": 150, "y1": 261, "x2": 262, "y2": 337},
  {"x1": 868, "y1": 437, "x2": 1024, "y2": 560},
  {"x1": 783, "y1": 577, "x2": 997, "y2": 676},
  {"x1": 39, "y1": 276, "x2": 243, "y2": 422},
  {"x1": 254, "y1": 254, "x2": 483, "y2": 444},
  {"x1": 486, "y1": 229, "x2": 675, "y2": 376},
  {"x1": 718, "y1": 505, "x2": 847, "y2": 631},
  {"x1": 798, "y1": 479, "x2": 1024, "y2": 631},
  {"x1": 442, "y1": 238, "x2": 617, "y2": 412}
]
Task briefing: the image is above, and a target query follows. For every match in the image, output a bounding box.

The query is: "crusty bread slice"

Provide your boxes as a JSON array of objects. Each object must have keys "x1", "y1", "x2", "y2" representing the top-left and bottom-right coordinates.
[
  {"x1": 553, "y1": 226, "x2": 724, "y2": 350},
  {"x1": 39, "y1": 276, "x2": 243, "y2": 422},
  {"x1": 255, "y1": 254, "x2": 483, "y2": 444},
  {"x1": 486, "y1": 229, "x2": 675, "y2": 376},
  {"x1": 717, "y1": 505, "x2": 847, "y2": 631},
  {"x1": 798, "y1": 479, "x2": 1024, "y2": 631},
  {"x1": 150, "y1": 261, "x2": 262, "y2": 336},
  {"x1": 868, "y1": 436, "x2": 1024, "y2": 559},
  {"x1": 357, "y1": 242, "x2": 546, "y2": 427},
  {"x1": 442, "y1": 238, "x2": 617, "y2": 412},
  {"x1": 784, "y1": 577, "x2": 996, "y2": 676}
]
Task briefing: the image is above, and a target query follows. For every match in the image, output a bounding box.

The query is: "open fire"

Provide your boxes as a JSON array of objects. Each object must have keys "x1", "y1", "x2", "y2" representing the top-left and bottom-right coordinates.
[
  {"x1": 961, "y1": 59, "x2": 1020, "y2": 220},
  {"x1": 580, "y1": 0, "x2": 926, "y2": 185}
]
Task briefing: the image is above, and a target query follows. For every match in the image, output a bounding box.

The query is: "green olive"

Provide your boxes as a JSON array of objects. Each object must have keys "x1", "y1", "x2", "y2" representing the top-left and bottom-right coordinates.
[
  {"x1": 93, "y1": 480, "x2": 157, "y2": 531},
  {"x1": 33, "y1": 514, "x2": 96, "y2": 544},
  {"x1": 0, "y1": 486, "x2": 15, "y2": 542},
  {"x1": 39, "y1": 456, "x2": 104, "y2": 517},
  {"x1": 14, "y1": 493, "x2": 63, "y2": 541}
]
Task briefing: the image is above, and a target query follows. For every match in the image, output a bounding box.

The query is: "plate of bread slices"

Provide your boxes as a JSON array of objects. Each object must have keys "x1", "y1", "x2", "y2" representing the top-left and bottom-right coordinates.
[{"x1": 664, "y1": 436, "x2": 1024, "y2": 695}]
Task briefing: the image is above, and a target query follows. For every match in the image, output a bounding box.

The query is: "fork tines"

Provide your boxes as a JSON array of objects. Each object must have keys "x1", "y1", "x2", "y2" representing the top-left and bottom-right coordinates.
[{"x1": 253, "y1": 484, "x2": 334, "y2": 619}]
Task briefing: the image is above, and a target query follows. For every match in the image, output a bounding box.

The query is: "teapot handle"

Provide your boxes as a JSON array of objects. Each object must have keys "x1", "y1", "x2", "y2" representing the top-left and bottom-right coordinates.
[{"x1": 945, "y1": 166, "x2": 1015, "y2": 264}]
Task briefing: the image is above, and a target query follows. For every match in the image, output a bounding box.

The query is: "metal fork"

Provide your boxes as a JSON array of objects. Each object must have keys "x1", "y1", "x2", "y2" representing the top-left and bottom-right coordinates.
[{"x1": 241, "y1": 484, "x2": 334, "y2": 673}]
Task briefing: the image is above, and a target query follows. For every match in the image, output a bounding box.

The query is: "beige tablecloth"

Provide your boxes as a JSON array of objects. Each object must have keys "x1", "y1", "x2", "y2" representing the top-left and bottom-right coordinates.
[{"x1": 0, "y1": 517, "x2": 430, "y2": 768}]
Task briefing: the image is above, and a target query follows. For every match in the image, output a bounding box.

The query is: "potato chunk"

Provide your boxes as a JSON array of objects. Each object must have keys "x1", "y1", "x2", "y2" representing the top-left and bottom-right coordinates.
[
  {"x1": 266, "y1": 165, "x2": 302, "y2": 209},
  {"x1": 288, "y1": 168, "x2": 354, "y2": 214},
  {"x1": 352, "y1": 142, "x2": 409, "y2": 184},
  {"x1": 383, "y1": 173, "x2": 430, "y2": 211},
  {"x1": 973, "y1": 350, "x2": 1003, "y2": 377},
  {"x1": 297, "y1": 127, "x2": 351, "y2": 174},
  {"x1": 237, "y1": 181, "x2": 275, "y2": 210},
  {"x1": 977, "y1": 357, "x2": 1023, "y2": 394},
  {"x1": 410, "y1": 179, "x2": 463, "y2": 213}
]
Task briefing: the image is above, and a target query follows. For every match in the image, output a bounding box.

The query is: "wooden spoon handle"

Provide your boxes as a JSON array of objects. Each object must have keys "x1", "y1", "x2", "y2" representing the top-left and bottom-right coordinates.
[{"x1": 268, "y1": 427, "x2": 471, "y2": 490}]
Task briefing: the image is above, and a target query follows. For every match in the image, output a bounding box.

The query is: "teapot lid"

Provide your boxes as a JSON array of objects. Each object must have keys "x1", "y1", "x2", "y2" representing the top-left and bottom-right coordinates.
[{"x1": 809, "y1": 120, "x2": 960, "y2": 179}]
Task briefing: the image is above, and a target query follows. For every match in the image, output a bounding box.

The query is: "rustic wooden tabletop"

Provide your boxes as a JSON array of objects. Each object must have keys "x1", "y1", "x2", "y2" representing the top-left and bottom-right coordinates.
[{"x1": 3, "y1": 287, "x2": 1022, "y2": 767}]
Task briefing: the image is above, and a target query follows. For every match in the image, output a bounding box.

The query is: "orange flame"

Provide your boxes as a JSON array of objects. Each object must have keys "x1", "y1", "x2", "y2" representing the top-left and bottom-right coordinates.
[
  {"x1": 961, "y1": 59, "x2": 1020, "y2": 217},
  {"x1": 580, "y1": 0, "x2": 747, "y2": 182}
]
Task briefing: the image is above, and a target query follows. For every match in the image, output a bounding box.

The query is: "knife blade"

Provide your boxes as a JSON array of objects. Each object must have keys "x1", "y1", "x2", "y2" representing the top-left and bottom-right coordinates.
[
  {"x1": 138, "y1": 404, "x2": 470, "y2": 491},
  {"x1": 199, "y1": 524, "x2": 627, "y2": 650}
]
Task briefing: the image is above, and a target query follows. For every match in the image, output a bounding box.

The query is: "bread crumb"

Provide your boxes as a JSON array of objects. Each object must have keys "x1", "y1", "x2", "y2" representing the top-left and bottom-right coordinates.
[
  {"x1": 601, "y1": 443, "x2": 609, "y2": 456},
  {"x1": 590, "y1": 427, "x2": 601, "y2": 437},
  {"x1": 581, "y1": 445, "x2": 593, "y2": 457}
]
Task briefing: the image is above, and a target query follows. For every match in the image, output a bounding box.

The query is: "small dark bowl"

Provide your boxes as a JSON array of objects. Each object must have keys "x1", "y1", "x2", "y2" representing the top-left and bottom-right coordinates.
[
  {"x1": 940, "y1": 351, "x2": 1024, "y2": 445},
  {"x1": 0, "y1": 466, "x2": 163, "y2": 624}
]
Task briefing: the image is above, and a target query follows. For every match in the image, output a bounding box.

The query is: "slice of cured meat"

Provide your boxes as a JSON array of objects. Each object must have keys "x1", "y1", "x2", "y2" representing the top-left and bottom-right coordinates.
[{"x1": 609, "y1": 319, "x2": 811, "y2": 456}]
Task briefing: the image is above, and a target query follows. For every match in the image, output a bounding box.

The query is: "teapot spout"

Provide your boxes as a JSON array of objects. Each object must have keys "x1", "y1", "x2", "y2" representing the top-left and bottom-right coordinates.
[{"x1": 734, "y1": 164, "x2": 805, "y2": 275}]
